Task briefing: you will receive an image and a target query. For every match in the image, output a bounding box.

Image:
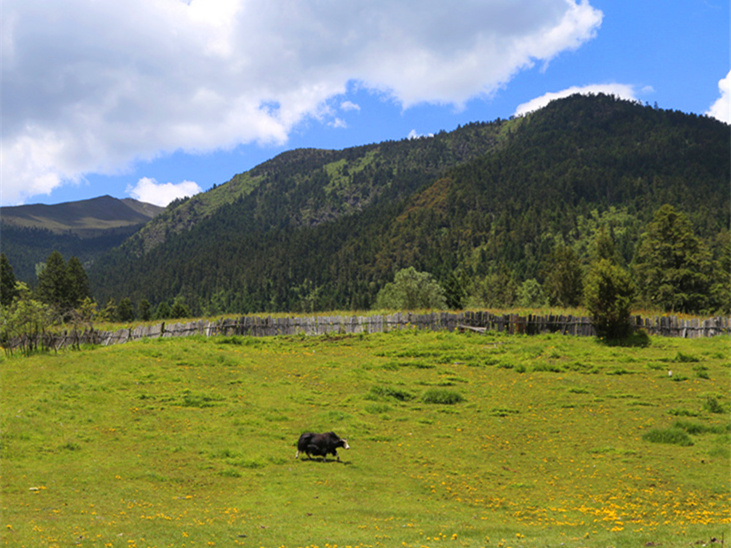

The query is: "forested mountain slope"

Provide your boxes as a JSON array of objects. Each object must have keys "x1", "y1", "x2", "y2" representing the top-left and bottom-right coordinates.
[{"x1": 88, "y1": 94, "x2": 730, "y2": 314}]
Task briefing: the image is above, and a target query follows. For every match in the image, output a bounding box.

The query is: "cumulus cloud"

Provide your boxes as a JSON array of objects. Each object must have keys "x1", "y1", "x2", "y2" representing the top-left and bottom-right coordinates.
[
  {"x1": 408, "y1": 129, "x2": 435, "y2": 140},
  {"x1": 706, "y1": 71, "x2": 731, "y2": 124},
  {"x1": 2, "y1": 0, "x2": 603, "y2": 204},
  {"x1": 514, "y1": 83, "x2": 640, "y2": 116},
  {"x1": 126, "y1": 177, "x2": 202, "y2": 207}
]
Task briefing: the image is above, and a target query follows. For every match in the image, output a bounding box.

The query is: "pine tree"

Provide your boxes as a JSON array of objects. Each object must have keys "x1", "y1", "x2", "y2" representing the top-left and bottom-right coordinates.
[
  {"x1": 155, "y1": 301, "x2": 172, "y2": 320},
  {"x1": 117, "y1": 298, "x2": 136, "y2": 322},
  {"x1": 0, "y1": 253, "x2": 19, "y2": 308},
  {"x1": 633, "y1": 205, "x2": 713, "y2": 313},
  {"x1": 37, "y1": 251, "x2": 69, "y2": 311},
  {"x1": 66, "y1": 256, "x2": 91, "y2": 308},
  {"x1": 170, "y1": 297, "x2": 190, "y2": 319},
  {"x1": 138, "y1": 299, "x2": 152, "y2": 321},
  {"x1": 544, "y1": 245, "x2": 584, "y2": 307},
  {"x1": 101, "y1": 298, "x2": 118, "y2": 322}
]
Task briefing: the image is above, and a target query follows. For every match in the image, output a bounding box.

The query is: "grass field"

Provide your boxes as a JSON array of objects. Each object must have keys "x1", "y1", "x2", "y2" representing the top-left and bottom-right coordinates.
[{"x1": 1, "y1": 329, "x2": 729, "y2": 547}]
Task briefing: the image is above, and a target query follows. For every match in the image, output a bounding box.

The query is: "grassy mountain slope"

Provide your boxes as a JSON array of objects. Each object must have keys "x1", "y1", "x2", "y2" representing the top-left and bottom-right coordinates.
[
  {"x1": 1, "y1": 196, "x2": 163, "y2": 281},
  {"x1": 88, "y1": 95, "x2": 730, "y2": 313},
  {"x1": 1, "y1": 195, "x2": 162, "y2": 234}
]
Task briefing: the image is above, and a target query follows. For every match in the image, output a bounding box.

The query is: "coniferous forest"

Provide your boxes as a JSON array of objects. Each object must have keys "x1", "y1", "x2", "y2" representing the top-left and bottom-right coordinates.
[{"x1": 52, "y1": 95, "x2": 731, "y2": 316}]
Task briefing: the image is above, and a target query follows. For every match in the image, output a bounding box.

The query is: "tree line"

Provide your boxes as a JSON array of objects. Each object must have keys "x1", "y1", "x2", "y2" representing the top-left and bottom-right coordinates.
[
  {"x1": 2, "y1": 202, "x2": 727, "y2": 352},
  {"x1": 0, "y1": 250, "x2": 194, "y2": 354}
]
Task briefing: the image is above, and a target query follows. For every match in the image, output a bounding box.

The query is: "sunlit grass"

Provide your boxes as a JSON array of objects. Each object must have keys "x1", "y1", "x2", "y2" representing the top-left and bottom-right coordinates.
[{"x1": 1, "y1": 330, "x2": 729, "y2": 547}]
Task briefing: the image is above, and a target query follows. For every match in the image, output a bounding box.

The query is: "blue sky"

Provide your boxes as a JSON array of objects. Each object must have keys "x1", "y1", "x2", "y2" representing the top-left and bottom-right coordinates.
[{"x1": 2, "y1": 0, "x2": 728, "y2": 207}]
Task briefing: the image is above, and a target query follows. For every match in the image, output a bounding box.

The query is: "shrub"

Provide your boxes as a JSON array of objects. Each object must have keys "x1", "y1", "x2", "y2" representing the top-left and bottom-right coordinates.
[
  {"x1": 673, "y1": 351, "x2": 699, "y2": 363},
  {"x1": 703, "y1": 396, "x2": 725, "y2": 414},
  {"x1": 367, "y1": 385, "x2": 414, "y2": 402},
  {"x1": 421, "y1": 389, "x2": 464, "y2": 405},
  {"x1": 181, "y1": 390, "x2": 224, "y2": 408},
  {"x1": 375, "y1": 267, "x2": 447, "y2": 310},
  {"x1": 642, "y1": 428, "x2": 693, "y2": 446},
  {"x1": 365, "y1": 403, "x2": 391, "y2": 414},
  {"x1": 517, "y1": 278, "x2": 548, "y2": 308},
  {"x1": 584, "y1": 258, "x2": 635, "y2": 340},
  {"x1": 669, "y1": 408, "x2": 699, "y2": 417},
  {"x1": 489, "y1": 407, "x2": 520, "y2": 417},
  {"x1": 532, "y1": 363, "x2": 563, "y2": 373},
  {"x1": 672, "y1": 420, "x2": 727, "y2": 435}
]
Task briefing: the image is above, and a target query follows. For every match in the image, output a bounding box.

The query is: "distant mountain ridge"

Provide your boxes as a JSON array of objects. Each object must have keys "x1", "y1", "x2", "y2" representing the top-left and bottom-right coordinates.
[
  {"x1": 1, "y1": 195, "x2": 163, "y2": 237},
  {"x1": 88, "y1": 94, "x2": 730, "y2": 315},
  {"x1": 1, "y1": 196, "x2": 163, "y2": 281}
]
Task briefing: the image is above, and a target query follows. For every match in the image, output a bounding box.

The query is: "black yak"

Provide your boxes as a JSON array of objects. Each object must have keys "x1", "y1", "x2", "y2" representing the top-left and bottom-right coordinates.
[{"x1": 295, "y1": 431, "x2": 349, "y2": 462}]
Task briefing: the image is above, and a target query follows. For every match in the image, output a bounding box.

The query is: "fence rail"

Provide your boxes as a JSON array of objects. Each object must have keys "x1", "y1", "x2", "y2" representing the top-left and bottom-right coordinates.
[{"x1": 8, "y1": 312, "x2": 729, "y2": 353}]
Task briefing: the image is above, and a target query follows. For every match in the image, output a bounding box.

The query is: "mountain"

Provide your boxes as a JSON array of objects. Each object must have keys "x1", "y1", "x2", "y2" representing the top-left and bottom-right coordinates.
[
  {"x1": 88, "y1": 94, "x2": 730, "y2": 314},
  {"x1": 1, "y1": 196, "x2": 163, "y2": 281}
]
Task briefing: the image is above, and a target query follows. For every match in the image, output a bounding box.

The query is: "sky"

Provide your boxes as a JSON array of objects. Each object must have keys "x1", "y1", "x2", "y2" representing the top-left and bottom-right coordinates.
[{"x1": 2, "y1": 0, "x2": 729, "y2": 208}]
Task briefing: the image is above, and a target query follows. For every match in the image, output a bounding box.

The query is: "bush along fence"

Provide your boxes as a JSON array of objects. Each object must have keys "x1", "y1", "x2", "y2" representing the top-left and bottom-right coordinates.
[{"x1": 7, "y1": 311, "x2": 730, "y2": 354}]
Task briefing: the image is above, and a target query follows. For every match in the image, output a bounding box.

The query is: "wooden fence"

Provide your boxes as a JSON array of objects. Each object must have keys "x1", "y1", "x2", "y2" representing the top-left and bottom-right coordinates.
[{"x1": 11, "y1": 311, "x2": 730, "y2": 353}]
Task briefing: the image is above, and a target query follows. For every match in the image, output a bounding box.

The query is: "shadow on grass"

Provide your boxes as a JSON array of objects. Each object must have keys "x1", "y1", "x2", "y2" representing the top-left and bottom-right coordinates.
[
  {"x1": 298, "y1": 458, "x2": 352, "y2": 465},
  {"x1": 599, "y1": 329, "x2": 651, "y2": 348}
]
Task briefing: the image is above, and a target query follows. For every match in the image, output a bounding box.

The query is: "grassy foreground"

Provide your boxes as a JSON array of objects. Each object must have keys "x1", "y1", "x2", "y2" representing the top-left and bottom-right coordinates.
[{"x1": 1, "y1": 330, "x2": 729, "y2": 548}]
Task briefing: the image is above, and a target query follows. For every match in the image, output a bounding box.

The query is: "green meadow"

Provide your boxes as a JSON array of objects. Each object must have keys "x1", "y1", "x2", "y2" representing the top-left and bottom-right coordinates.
[{"x1": 1, "y1": 330, "x2": 729, "y2": 548}]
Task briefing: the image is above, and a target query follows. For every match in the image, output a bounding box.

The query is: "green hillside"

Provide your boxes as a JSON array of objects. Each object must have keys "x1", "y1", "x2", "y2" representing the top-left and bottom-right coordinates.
[{"x1": 88, "y1": 95, "x2": 730, "y2": 314}]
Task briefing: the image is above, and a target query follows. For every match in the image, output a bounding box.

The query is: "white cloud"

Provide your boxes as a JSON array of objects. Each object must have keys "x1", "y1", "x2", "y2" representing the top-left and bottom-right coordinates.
[
  {"x1": 513, "y1": 83, "x2": 640, "y2": 116},
  {"x1": 706, "y1": 71, "x2": 731, "y2": 124},
  {"x1": 408, "y1": 129, "x2": 434, "y2": 140},
  {"x1": 340, "y1": 101, "x2": 361, "y2": 112},
  {"x1": 126, "y1": 177, "x2": 202, "y2": 207},
  {"x1": 2, "y1": 0, "x2": 603, "y2": 204}
]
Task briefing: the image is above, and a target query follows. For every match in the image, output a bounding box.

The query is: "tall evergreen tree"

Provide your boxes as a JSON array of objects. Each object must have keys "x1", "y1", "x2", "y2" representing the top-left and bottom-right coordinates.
[
  {"x1": 170, "y1": 297, "x2": 191, "y2": 319},
  {"x1": 0, "y1": 253, "x2": 19, "y2": 307},
  {"x1": 117, "y1": 297, "x2": 136, "y2": 322},
  {"x1": 710, "y1": 231, "x2": 731, "y2": 313},
  {"x1": 138, "y1": 299, "x2": 152, "y2": 321},
  {"x1": 591, "y1": 226, "x2": 623, "y2": 265},
  {"x1": 544, "y1": 245, "x2": 584, "y2": 307},
  {"x1": 36, "y1": 251, "x2": 69, "y2": 311},
  {"x1": 66, "y1": 256, "x2": 91, "y2": 307},
  {"x1": 633, "y1": 205, "x2": 713, "y2": 313},
  {"x1": 100, "y1": 297, "x2": 118, "y2": 322}
]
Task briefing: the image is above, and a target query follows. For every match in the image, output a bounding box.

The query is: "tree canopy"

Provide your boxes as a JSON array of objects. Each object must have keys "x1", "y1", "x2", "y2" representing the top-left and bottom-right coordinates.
[
  {"x1": 375, "y1": 267, "x2": 447, "y2": 310},
  {"x1": 633, "y1": 205, "x2": 714, "y2": 313}
]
